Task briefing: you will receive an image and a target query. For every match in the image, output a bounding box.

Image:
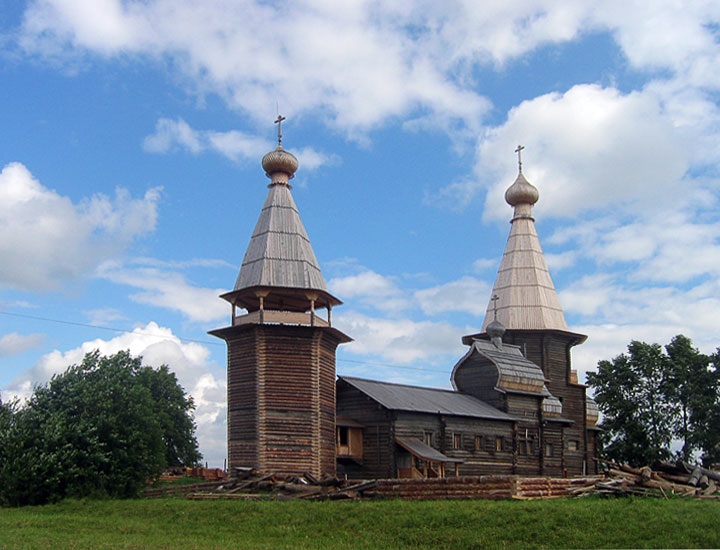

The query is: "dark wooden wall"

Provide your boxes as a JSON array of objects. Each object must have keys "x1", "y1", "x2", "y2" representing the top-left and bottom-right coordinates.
[
  {"x1": 336, "y1": 381, "x2": 395, "y2": 480},
  {"x1": 502, "y1": 330, "x2": 596, "y2": 475}
]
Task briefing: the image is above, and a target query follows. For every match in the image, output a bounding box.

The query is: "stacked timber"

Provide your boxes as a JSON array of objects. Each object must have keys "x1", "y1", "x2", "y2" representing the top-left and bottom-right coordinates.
[
  {"x1": 514, "y1": 477, "x2": 599, "y2": 499},
  {"x1": 364, "y1": 476, "x2": 515, "y2": 500},
  {"x1": 571, "y1": 460, "x2": 720, "y2": 499}
]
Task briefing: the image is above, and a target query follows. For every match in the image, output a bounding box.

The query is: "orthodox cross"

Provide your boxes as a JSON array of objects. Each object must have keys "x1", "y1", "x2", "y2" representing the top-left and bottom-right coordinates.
[
  {"x1": 491, "y1": 293, "x2": 500, "y2": 320},
  {"x1": 274, "y1": 114, "x2": 286, "y2": 147},
  {"x1": 515, "y1": 144, "x2": 524, "y2": 173}
]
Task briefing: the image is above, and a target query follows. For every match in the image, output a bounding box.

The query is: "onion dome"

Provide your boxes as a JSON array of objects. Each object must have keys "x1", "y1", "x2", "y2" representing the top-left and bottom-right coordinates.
[
  {"x1": 505, "y1": 171, "x2": 539, "y2": 207},
  {"x1": 486, "y1": 318, "x2": 505, "y2": 340},
  {"x1": 487, "y1": 318, "x2": 506, "y2": 348},
  {"x1": 262, "y1": 146, "x2": 298, "y2": 181}
]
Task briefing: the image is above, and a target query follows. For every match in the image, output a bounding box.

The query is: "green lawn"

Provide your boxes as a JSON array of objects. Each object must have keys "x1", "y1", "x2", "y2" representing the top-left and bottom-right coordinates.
[{"x1": 1, "y1": 497, "x2": 718, "y2": 549}]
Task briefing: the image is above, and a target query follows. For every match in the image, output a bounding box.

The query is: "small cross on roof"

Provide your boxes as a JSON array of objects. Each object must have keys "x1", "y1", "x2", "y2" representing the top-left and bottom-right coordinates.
[
  {"x1": 515, "y1": 144, "x2": 524, "y2": 173},
  {"x1": 274, "y1": 114, "x2": 286, "y2": 147}
]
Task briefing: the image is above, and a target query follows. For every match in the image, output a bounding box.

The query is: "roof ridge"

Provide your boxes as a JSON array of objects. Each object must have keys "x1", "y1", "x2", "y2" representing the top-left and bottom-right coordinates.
[{"x1": 339, "y1": 375, "x2": 457, "y2": 394}]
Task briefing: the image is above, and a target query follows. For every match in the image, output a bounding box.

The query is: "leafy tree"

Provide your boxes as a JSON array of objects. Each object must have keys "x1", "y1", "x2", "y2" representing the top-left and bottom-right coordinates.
[
  {"x1": 136, "y1": 364, "x2": 201, "y2": 467},
  {"x1": 587, "y1": 340, "x2": 674, "y2": 466},
  {"x1": 0, "y1": 351, "x2": 201, "y2": 507},
  {"x1": 664, "y1": 335, "x2": 715, "y2": 461},
  {"x1": 588, "y1": 335, "x2": 720, "y2": 467},
  {"x1": 696, "y1": 349, "x2": 720, "y2": 467}
]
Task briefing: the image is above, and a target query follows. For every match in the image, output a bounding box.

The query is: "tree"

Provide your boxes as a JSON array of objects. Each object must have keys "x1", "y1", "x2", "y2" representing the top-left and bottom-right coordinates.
[
  {"x1": 664, "y1": 335, "x2": 715, "y2": 461},
  {"x1": 588, "y1": 335, "x2": 720, "y2": 468},
  {"x1": 0, "y1": 351, "x2": 201, "y2": 507},
  {"x1": 136, "y1": 364, "x2": 201, "y2": 467},
  {"x1": 587, "y1": 340, "x2": 674, "y2": 466}
]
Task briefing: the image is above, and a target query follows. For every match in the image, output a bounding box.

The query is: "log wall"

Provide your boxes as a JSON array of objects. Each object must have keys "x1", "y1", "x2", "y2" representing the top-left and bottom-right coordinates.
[
  {"x1": 502, "y1": 330, "x2": 596, "y2": 475},
  {"x1": 222, "y1": 324, "x2": 343, "y2": 478},
  {"x1": 365, "y1": 475, "x2": 598, "y2": 500}
]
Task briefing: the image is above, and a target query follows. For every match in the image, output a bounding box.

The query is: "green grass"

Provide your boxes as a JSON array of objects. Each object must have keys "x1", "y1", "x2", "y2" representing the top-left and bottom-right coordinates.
[
  {"x1": 0, "y1": 497, "x2": 718, "y2": 549},
  {"x1": 152, "y1": 476, "x2": 206, "y2": 487}
]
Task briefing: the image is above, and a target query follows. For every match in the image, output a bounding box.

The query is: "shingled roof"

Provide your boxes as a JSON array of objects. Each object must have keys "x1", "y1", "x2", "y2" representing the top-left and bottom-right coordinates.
[
  {"x1": 339, "y1": 376, "x2": 518, "y2": 421},
  {"x1": 482, "y1": 170, "x2": 569, "y2": 332},
  {"x1": 234, "y1": 183, "x2": 328, "y2": 293}
]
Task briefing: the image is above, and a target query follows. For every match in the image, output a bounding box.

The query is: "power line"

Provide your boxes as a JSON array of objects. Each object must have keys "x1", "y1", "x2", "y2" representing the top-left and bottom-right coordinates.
[
  {"x1": 1, "y1": 310, "x2": 450, "y2": 374},
  {"x1": 337, "y1": 357, "x2": 448, "y2": 374},
  {"x1": 0, "y1": 310, "x2": 223, "y2": 347}
]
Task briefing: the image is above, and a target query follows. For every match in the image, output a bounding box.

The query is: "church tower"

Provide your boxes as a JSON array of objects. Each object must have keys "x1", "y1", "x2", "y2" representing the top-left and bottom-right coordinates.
[
  {"x1": 462, "y1": 147, "x2": 597, "y2": 475},
  {"x1": 211, "y1": 118, "x2": 350, "y2": 477}
]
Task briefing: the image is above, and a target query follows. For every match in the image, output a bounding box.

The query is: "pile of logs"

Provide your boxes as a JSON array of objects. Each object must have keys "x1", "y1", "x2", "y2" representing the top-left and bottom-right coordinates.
[
  {"x1": 571, "y1": 460, "x2": 720, "y2": 499},
  {"x1": 178, "y1": 468, "x2": 378, "y2": 501}
]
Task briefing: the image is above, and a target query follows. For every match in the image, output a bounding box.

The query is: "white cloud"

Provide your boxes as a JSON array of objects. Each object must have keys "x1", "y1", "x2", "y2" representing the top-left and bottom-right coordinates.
[
  {"x1": 334, "y1": 311, "x2": 474, "y2": 365},
  {"x1": 0, "y1": 333, "x2": 45, "y2": 357},
  {"x1": 143, "y1": 117, "x2": 203, "y2": 154},
  {"x1": 0, "y1": 162, "x2": 160, "y2": 291},
  {"x1": 1, "y1": 321, "x2": 227, "y2": 466},
  {"x1": 19, "y1": 0, "x2": 491, "y2": 134},
  {"x1": 414, "y1": 276, "x2": 491, "y2": 316},
  {"x1": 328, "y1": 270, "x2": 410, "y2": 312},
  {"x1": 472, "y1": 258, "x2": 497, "y2": 273},
  {"x1": 471, "y1": 85, "x2": 691, "y2": 221},
  {"x1": 143, "y1": 117, "x2": 335, "y2": 170},
  {"x1": 97, "y1": 261, "x2": 229, "y2": 323}
]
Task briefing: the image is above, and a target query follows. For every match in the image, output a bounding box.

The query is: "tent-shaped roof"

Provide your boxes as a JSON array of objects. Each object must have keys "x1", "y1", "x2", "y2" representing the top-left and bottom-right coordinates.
[
  {"x1": 234, "y1": 183, "x2": 328, "y2": 293},
  {"x1": 482, "y1": 171, "x2": 569, "y2": 332}
]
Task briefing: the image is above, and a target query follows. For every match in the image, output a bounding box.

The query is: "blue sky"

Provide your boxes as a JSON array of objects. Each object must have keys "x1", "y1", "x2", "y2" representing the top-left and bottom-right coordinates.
[{"x1": 2, "y1": 1, "x2": 720, "y2": 466}]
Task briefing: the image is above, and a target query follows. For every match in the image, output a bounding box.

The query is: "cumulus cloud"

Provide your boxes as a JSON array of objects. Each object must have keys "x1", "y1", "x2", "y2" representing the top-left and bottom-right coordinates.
[
  {"x1": 1, "y1": 321, "x2": 227, "y2": 466},
  {"x1": 97, "y1": 261, "x2": 229, "y2": 323},
  {"x1": 0, "y1": 162, "x2": 160, "y2": 291},
  {"x1": 467, "y1": 85, "x2": 691, "y2": 221}
]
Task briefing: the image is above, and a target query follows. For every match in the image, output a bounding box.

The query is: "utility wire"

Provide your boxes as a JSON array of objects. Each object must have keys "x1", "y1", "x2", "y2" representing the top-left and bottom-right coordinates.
[
  {"x1": 0, "y1": 310, "x2": 223, "y2": 347},
  {"x1": 1, "y1": 310, "x2": 449, "y2": 374}
]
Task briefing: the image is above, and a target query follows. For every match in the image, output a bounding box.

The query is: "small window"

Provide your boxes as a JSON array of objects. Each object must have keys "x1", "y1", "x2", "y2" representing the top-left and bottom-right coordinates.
[
  {"x1": 495, "y1": 436, "x2": 503, "y2": 452},
  {"x1": 338, "y1": 426, "x2": 349, "y2": 446},
  {"x1": 519, "y1": 439, "x2": 533, "y2": 455},
  {"x1": 424, "y1": 432, "x2": 433, "y2": 446},
  {"x1": 453, "y1": 433, "x2": 462, "y2": 449},
  {"x1": 568, "y1": 440, "x2": 579, "y2": 451},
  {"x1": 475, "y1": 435, "x2": 483, "y2": 451},
  {"x1": 544, "y1": 442, "x2": 553, "y2": 457}
]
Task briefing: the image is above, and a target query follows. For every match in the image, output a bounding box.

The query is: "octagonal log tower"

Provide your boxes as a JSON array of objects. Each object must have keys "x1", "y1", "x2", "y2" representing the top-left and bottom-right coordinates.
[{"x1": 211, "y1": 118, "x2": 350, "y2": 478}]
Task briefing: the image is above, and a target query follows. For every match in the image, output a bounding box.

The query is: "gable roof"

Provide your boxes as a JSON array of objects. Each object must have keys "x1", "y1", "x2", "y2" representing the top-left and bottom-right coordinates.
[{"x1": 339, "y1": 376, "x2": 518, "y2": 421}]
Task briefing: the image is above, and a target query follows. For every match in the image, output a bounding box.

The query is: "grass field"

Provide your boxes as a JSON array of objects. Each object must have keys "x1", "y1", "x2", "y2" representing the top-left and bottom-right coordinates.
[{"x1": 1, "y1": 496, "x2": 718, "y2": 549}]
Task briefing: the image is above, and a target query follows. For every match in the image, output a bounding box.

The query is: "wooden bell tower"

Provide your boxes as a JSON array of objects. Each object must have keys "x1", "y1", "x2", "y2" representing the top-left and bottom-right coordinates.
[{"x1": 211, "y1": 117, "x2": 350, "y2": 477}]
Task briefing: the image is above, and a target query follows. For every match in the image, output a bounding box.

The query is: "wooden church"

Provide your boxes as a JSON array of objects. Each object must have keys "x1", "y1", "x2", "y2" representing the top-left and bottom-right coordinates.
[{"x1": 212, "y1": 123, "x2": 599, "y2": 480}]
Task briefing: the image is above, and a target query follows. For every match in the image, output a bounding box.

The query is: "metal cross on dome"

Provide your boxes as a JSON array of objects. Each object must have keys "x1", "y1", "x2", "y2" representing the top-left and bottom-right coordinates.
[
  {"x1": 515, "y1": 144, "x2": 524, "y2": 173},
  {"x1": 491, "y1": 293, "x2": 500, "y2": 320},
  {"x1": 274, "y1": 114, "x2": 286, "y2": 147}
]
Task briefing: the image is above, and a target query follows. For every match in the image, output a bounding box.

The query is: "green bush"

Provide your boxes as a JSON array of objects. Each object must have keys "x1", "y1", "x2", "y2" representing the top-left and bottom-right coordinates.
[{"x1": 0, "y1": 351, "x2": 201, "y2": 507}]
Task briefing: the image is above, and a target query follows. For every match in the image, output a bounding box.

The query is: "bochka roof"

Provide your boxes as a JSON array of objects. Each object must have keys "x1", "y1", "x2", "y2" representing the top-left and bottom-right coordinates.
[
  {"x1": 234, "y1": 183, "x2": 328, "y2": 293},
  {"x1": 339, "y1": 376, "x2": 518, "y2": 421},
  {"x1": 453, "y1": 338, "x2": 547, "y2": 394}
]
